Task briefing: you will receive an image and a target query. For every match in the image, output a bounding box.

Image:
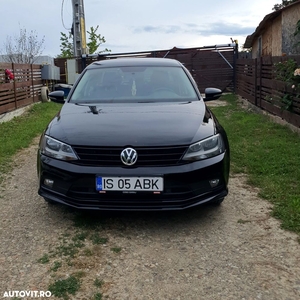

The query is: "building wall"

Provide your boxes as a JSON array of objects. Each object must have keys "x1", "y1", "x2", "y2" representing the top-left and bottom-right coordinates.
[
  {"x1": 251, "y1": 15, "x2": 282, "y2": 58},
  {"x1": 272, "y1": 16, "x2": 283, "y2": 56},
  {"x1": 261, "y1": 24, "x2": 274, "y2": 56},
  {"x1": 251, "y1": 3, "x2": 300, "y2": 58},
  {"x1": 282, "y1": 4, "x2": 300, "y2": 55},
  {"x1": 252, "y1": 39, "x2": 259, "y2": 58}
]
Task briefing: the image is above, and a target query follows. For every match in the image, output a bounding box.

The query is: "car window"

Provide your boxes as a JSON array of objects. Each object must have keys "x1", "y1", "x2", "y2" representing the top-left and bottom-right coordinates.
[{"x1": 70, "y1": 65, "x2": 198, "y2": 103}]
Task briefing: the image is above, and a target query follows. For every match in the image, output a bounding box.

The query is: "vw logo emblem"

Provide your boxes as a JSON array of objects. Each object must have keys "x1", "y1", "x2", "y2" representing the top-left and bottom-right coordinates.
[{"x1": 120, "y1": 148, "x2": 138, "y2": 166}]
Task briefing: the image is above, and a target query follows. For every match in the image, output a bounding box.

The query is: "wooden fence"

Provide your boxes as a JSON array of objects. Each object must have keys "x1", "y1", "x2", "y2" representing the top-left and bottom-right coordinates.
[
  {"x1": 236, "y1": 55, "x2": 300, "y2": 128},
  {"x1": 3, "y1": 55, "x2": 300, "y2": 129},
  {"x1": 0, "y1": 63, "x2": 43, "y2": 115}
]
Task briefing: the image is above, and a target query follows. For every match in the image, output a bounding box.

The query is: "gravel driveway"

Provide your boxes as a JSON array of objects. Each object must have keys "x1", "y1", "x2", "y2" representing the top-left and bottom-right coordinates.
[{"x1": 0, "y1": 137, "x2": 300, "y2": 299}]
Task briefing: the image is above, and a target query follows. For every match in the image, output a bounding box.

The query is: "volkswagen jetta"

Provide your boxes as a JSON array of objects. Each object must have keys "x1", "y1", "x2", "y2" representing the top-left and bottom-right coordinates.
[{"x1": 37, "y1": 58, "x2": 230, "y2": 210}]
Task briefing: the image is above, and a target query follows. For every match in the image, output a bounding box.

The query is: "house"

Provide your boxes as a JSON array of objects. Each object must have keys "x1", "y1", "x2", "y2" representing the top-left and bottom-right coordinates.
[{"x1": 244, "y1": 1, "x2": 300, "y2": 58}]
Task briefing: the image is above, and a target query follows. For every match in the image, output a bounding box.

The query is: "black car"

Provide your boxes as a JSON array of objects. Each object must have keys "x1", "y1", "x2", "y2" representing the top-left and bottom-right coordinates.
[{"x1": 37, "y1": 58, "x2": 229, "y2": 211}]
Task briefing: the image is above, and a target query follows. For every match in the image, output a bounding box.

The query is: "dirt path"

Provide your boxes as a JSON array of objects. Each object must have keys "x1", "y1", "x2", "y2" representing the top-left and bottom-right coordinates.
[{"x1": 0, "y1": 138, "x2": 299, "y2": 300}]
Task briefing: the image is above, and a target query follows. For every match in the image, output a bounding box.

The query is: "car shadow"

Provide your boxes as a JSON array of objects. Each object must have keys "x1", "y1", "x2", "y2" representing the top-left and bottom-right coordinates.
[{"x1": 47, "y1": 201, "x2": 226, "y2": 234}]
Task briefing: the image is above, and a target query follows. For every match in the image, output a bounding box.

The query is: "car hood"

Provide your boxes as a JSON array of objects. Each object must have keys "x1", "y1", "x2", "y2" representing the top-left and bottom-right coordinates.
[{"x1": 46, "y1": 101, "x2": 216, "y2": 147}]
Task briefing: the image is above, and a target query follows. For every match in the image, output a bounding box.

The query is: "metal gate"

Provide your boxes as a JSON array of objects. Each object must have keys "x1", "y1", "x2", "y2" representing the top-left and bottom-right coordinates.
[
  {"x1": 55, "y1": 44, "x2": 238, "y2": 92},
  {"x1": 149, "y1": 44, "x2": 237, "y2": 92}
]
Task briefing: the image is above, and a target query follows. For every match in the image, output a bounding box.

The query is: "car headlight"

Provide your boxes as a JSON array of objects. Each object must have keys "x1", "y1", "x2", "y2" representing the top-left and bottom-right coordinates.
[
  {"x1": 183, "y1": 134, "x2": 225, "y2": 161},
  {"x1": 40, "y1": 135, "x2": 78, "y2": 161}
]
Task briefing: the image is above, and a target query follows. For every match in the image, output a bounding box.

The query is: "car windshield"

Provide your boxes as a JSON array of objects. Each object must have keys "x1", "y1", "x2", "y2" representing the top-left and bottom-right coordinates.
[{"x1": 70, "y1": 65, "x2": 198, "y2": 103}]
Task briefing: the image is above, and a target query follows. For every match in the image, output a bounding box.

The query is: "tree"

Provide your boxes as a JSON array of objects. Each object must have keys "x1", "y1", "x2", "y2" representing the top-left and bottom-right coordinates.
[
  {"x1": 57, "y1": 25, "x2": 110, "y2": 58},
  {"x1": 1, "y1": 27, "x2": 45, "y2": 64},
  {"x1": 57, "y1": 32, "x2": 73, "y2": 58},
  {"x1": 87, "y1": 26, "x2": 110, "y2": 54},
  {"x1": 272, "y1": 0, "x2": 298, "y2": 11}
]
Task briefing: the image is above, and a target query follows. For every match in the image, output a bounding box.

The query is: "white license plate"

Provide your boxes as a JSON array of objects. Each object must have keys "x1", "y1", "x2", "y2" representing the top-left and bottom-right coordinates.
[{"x1": 96, "y1": 176, "x2": 163, "y2": 192}]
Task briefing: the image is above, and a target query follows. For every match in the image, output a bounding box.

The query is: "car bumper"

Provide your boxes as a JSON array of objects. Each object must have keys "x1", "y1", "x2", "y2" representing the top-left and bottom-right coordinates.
[{"x1": 38, "y1": 152, "x2": 229, "y2": 211}]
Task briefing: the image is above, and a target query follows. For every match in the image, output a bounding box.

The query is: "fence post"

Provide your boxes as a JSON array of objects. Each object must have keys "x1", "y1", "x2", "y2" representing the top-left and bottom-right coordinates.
[
  {"x1": 259, "y1": 56, "x2": 263, "y2": 108},
  {"x1": 12, "y1": 63, "x2": 17, "y2": 109},
  {"x1": 233, "y1": 43, "x2": 238, "y2": 93},
  {"x1": 31, "y1": 63, "x2": 35, "y2": 103},
  {"x1": 254, "y1": 58, "x2": 257, "y2": 106}
]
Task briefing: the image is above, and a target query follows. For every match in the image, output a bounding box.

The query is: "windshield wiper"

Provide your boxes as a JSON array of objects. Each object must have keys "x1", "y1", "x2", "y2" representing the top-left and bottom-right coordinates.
[{"x1": 89, "y1": 106, "x2": 99, "y2": 114}]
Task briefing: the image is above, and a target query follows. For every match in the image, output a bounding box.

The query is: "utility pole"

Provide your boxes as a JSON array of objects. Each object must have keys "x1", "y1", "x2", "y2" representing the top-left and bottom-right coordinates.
[{"x1": 72, "y1": 0, "x2": 87, "y2": 57}]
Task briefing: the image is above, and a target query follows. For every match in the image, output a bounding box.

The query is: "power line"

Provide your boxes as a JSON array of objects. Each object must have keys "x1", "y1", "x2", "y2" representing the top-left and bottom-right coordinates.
[{"x1": 61, "y1": 0, "x2": 72, "y2": 31}]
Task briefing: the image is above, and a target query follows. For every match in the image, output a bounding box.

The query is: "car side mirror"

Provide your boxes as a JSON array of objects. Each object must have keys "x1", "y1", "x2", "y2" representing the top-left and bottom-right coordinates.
[
  {"x1": 48, "y1": 91, "x2": 65, "y2": 104},
  {"x1": 203, "y1": 88, "x2": 222, "y2": 101}
]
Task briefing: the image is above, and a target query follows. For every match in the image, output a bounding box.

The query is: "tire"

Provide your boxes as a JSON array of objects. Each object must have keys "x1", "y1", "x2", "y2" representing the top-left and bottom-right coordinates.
[{"x1": 41, "y1": 86, "x2": 50, "y2": 102}]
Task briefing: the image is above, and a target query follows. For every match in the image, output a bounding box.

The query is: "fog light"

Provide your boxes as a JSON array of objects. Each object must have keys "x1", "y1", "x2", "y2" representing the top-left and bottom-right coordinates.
[
  {"x1": 209, "y1": 179, "x2": 219, "y2": 187},
  {"x1": 44, "y1": 179, "x2": 54, "y2": 188}
]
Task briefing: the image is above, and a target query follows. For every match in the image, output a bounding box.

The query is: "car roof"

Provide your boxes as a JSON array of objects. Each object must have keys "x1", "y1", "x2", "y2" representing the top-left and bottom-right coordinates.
[{"x1": 87, "y1": 57, "x2": 183, "y2": 69}]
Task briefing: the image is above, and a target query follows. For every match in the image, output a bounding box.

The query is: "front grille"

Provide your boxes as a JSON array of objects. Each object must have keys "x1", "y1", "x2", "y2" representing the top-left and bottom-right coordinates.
[{"x1": 72, "y1": 145, "x2": 188, "y2": 167}]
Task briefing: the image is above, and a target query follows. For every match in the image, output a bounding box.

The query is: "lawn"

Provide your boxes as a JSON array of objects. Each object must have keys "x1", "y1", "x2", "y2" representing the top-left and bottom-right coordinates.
[
  {"x1": 0, "y1": 102, "x2": 62, "y2": 183},
  {"x1": 211, "y1": 94, "x2": 300, "y2": 234}
]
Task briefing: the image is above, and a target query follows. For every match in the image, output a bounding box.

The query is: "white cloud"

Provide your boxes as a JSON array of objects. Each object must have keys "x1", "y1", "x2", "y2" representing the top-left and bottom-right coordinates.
[{"x1": 0, "y1": 0, "x2": 280, "y2": 57}]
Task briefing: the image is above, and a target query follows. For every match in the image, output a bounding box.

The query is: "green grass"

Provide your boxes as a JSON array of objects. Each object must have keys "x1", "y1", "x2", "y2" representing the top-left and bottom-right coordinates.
[
  {"x1": 94, "y1": 278, "x2": 104, "y2": 288},
  {"x1": 51, "y1": 261, "x2": 62, "y2": 272},
  {"x1": 54, "y1": 238, "x2": 84, "y2": 258},
  {"x1": 90, "y1": 233, "x2": 108, "y2": 245},
  {"x1": 48, "y1": 275, "x2": 80, "y2": 300},
  {"x1": 211, "y1": 94, "x2": 300, "y2": 234},
  {"x1": 37, "y1": 254, "x2": 50, "y2": 264},
  {"x1": 0, "y1": 102, "x2": 62, "y2": 183},
  {"x1": 93, "y1": 293, "x2": 103, "y2": 300},
  {"x1": 111, "y1": 247, "x2": 122, "y2": 253}
]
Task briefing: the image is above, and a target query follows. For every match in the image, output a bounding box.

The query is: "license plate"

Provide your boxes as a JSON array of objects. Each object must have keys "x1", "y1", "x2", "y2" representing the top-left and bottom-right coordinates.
[{"x1": 96, "y1": 176, "x2": 163, "y2": 192}]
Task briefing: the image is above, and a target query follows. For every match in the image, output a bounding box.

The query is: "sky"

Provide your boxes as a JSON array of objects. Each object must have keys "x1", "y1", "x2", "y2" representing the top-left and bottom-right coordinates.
[{"x1": 0, "y1": 0, "x2": 281, "y2": 57}]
